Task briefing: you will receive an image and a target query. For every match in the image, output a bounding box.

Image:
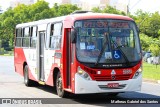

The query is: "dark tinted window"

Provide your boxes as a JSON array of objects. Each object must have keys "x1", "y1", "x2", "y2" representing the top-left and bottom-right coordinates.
[
  {"x1": 22, "y1": 27, "x2": 30, "y2": 47},
  {"x1": 15, "y1": 28, "x2": 22, "y2": 47}
]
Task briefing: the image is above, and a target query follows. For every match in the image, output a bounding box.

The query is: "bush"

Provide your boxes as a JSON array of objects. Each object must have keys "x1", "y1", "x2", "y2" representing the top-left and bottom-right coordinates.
[
  {"x1": 0, "y1": 48, "x2": 13, "y2": 55},
  {"x1": 0, "y1": 48, "x2": 5, "y2": 55}
]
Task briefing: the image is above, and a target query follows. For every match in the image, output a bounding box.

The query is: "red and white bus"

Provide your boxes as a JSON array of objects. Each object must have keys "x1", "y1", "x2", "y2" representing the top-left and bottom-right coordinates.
[{"x1": 14, "y1": 11, "x2": 142, "y2": 97}]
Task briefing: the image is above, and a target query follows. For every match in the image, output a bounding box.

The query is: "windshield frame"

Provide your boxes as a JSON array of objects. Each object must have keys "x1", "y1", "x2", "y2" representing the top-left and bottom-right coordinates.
[{"x1": 74, "y1": 19, "x2": 141, "y2": 67}]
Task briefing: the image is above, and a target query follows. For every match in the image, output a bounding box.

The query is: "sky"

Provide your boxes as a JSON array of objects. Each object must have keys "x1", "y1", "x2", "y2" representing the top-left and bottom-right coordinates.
[
  {"x1": 126, "y1": 0, "x2": 160, "y2": 14},
  {"x1": 0, "y1": 0, "x2": 160, "y2": 14}
]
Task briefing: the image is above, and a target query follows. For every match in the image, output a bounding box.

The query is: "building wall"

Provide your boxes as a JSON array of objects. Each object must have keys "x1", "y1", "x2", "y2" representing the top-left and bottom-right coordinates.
[
  {"x1": 62, "y1": 0, "x2": 71, "y2": 4},
  {"x1": 10, "y1": 0, "x2": 34, "y2": 8},
  {"x1": 9, "y1": 0, "x2": 127, "y2": 13},
  {"x1": 100, "y1": 0, "x2": 110, "y2": 4}
]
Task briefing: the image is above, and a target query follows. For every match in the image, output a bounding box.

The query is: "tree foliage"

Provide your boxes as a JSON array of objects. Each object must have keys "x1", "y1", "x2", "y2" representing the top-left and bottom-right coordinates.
[
  {"x1": 140, "y1": 33, "x2": 160, "y2": 56},
  {"x1": 92, "y1": 5, "x2": 126, "y2": 15},
  {"x1": 0, "y1": 0, "x2": 80, "y2": 50},
  {"x1": 133, "y1": 10, "x2": 160, "y2": 56},
  {"x1": 135, "y1": 10, "x2": 160, "y2": 38},
  {"x1": 53, "y1": 3, "x2": 80, "y2": 16}
]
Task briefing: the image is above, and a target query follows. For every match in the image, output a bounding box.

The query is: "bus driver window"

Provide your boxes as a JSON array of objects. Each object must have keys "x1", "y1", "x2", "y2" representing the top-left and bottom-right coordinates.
[{"x1": 116, "y1": 37, "x2": 122, "y2": 46}]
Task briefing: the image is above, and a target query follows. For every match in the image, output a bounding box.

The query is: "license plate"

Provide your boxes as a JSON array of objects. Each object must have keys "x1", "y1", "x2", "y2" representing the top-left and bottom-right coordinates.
[{"x1": 107, "y1": 83, "x2": 119, "y2": 88}]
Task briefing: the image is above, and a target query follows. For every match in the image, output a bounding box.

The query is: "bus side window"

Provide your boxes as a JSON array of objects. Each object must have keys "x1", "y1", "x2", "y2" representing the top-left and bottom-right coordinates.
[
  {"x1": 22, "y1": 27, "x2": 30, "y2": 47},
  {"x1": 46, "y1": 23, "x2": 51, "y2": 49},
  {"x1": 30, "y1": 26, "x2": 37, "y2": 48},
  {"x1": 15, "y1": 28, "x2": 22, "y2": 47},
  {"x1": 50, "y1": 23, "x2": 62, "y2": 50},
  {"x1": 50, "y1": 24, "x2": 54, "y2": 49}
]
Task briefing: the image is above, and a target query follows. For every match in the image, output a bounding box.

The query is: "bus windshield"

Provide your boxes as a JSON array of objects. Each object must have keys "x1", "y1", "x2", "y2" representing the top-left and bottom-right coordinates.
[{"x1": 75, "y1": 19, "x2": 141, "y2": 64}]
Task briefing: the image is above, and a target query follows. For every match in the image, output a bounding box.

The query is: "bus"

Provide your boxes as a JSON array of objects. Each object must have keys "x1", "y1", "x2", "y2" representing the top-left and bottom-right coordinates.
[{"x1": 14, "y1": 11, "x2": 142, "y2": 97}]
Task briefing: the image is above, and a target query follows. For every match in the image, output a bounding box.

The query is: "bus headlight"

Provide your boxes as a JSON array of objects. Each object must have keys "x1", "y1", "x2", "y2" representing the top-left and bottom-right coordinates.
[
  {"x1": 132, "y1": 67, "x2": 142, "y2": 79},
  {"x1": 77, "y1": 66, "x2": 92, "y2": 80}
]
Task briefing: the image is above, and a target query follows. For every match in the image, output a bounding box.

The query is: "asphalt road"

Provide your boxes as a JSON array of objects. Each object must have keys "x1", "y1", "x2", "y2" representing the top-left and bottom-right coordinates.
[{"x1": 0, "y1": 56, "x2": 160, "y2": 107}]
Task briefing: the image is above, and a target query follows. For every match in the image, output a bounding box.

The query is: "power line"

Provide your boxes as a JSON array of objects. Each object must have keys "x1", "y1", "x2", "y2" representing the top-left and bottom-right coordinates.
[{"x1": 130, "y1": 0, "x2": 142, "y2": 10}]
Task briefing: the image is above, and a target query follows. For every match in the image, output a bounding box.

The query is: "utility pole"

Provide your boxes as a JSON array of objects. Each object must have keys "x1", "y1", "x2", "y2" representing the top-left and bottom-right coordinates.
[{"x1": 127, "y1": 0, "x2": 130, "y2": 16}]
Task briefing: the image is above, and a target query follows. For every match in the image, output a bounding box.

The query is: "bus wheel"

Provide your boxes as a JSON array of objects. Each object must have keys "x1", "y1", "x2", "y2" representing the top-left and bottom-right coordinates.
[
  {"x1": 24, "y1": 65, "x2": 34, "y2": 86},
  {"x1": 56, "y1": 72, "x2": 68, "y2": 97}
]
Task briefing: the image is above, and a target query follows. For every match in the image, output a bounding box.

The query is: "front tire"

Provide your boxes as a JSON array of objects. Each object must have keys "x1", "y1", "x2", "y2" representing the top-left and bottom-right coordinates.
[
  {"x1": 56, "y1": 72, "x2": 68, "y2": 97},
  {"x1": 24, "y1": 65, "x2": 35, "y2": 86}
]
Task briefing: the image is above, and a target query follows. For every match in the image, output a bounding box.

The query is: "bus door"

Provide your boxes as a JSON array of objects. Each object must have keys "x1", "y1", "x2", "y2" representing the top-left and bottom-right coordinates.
[
  {"x1": 37, "y1": 31, "x2": 45, "y2": 82},
  {"x1": 65, "y1": 29, "x2": 72, "y2": 88}
]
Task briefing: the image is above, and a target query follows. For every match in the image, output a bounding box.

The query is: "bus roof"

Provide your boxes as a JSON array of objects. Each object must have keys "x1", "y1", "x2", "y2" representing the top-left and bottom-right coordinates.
[
  {"x1": 68, "y1": 13, "x2": 133, "y2": 21},
  {"x1": 16, "y1": 13, "x2": 133, "y2": 28},
  {"x1": 16, "y1": 16, "x2": 66, "y2": 28}
]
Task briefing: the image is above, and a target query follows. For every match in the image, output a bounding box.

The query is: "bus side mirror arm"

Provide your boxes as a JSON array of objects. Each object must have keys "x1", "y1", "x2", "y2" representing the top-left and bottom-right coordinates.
[{"x1": 71, "y1": 28, "x2": 77, "y2": 43}]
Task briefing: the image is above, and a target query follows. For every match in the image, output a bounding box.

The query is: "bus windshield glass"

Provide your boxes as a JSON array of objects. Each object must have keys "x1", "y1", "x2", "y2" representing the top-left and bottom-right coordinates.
[{"x1": 75, "y1": 19, "x2": 141, "y2": 64}]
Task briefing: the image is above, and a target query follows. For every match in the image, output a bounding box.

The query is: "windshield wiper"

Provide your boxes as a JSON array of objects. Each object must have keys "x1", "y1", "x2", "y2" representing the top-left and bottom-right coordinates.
[
  {"x1": 95, "y1": 33, "x2": 109, "y2": 66},
  {"x1": 95, "y1": 34, "x2": 131, "y2": 66},
  {"x1": 95, "y1": 42, "x2": 107, "y2": 66},
  {"x1": 95, "y1": 32, "x2": 131, "y2": 66}
]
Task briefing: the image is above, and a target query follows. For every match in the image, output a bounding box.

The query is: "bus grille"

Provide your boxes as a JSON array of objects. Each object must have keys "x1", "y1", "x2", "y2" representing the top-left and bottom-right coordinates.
[{"x1": 93, "y1": 75, "x2": 131, "y2": 81}]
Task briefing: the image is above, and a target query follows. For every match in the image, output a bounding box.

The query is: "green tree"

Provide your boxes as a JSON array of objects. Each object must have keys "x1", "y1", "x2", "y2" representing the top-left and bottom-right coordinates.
[
  {"x1": 140, "y1": 33, "x2": 160, "y2": 56},
  {"x1": 92, "y1": 5, "x2": 126, "y2": 15},
  {"x1": 52, "y1": 4, "x2": 81, "y2": 16},
  {"x1": 147, "y1": 12, "x2": 160, "y2": 38},
  {"x1": 134, "y1": 10, "x2": 150, "y2": 34},
  {"x1": 134, "y1": 10, "x2": 160, "y2": 38},
  {"x1": 149, "y1": 44, "x2": 160, "y2": 56},
  {"x1": 0, "y1": 8, "x2": 15, "y2": 50},
  {"x1": 0, "y1": 1, "x2": 81, "y2": 50},
  {"x1": 92, "y1": 7, "x2": 102, "y2": 13},
  {"x1": 29, "y1": 0, "x2": 53, "y2": 21},
  {"x1": 103, "y1": 5, "x2": 126, "y2": 15},
  {"x1": 139, "y1": 33, "x2": 152, "y2": 51}
]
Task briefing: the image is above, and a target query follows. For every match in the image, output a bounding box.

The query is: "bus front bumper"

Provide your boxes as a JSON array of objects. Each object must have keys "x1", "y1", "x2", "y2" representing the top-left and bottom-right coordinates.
[{"x1": 75, "y1": 73, "x2": 142, "y2": 94}]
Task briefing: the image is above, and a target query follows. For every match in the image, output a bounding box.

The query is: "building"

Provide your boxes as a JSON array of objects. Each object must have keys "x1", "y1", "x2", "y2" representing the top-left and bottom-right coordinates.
[
  {"x1": 8, "y1": 0, "x2": 127, "y2": 13},
  {"x1": 71, "y1": 0, "x2": 111, "y2": 11},
  {"x1": 51, "y1": 0, "x2": 127, "y2": 13},
  {"x1": 62, "y1": 0, "x2": 71, "y2": 4},
  {"x1": 109, "y1": 0, "x2": 127, "y2": 13},
  {"x1": 10, "y1": 0, "x2": 35, "y2": 8},
  {"x1": 99, "y1": 0, "x2": 110, "y2": 10},
  {"x1": 71, "y1": 0, "x2": 82, "y2": 8}
]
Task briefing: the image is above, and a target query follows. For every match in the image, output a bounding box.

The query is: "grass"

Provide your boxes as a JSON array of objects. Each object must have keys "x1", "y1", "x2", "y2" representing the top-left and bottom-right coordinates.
[
  {"x1": 143, "y1": 62, "x2": 160, "y2": 80},
  {"x1": 0, "y1": 54, "x2": 13, "y2": 56},
  {"x1": 0, "y1": 53, "x2": 13, "y2": 56},
  {"x1": 0, "y1": 51, "x2": 13, "y2": 56}
]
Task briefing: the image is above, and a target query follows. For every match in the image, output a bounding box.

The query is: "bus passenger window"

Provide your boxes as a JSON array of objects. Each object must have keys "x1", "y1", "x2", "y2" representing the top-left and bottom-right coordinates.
[
  {"x1": 15, "y1": 28, "x2": 22, "y2": 47},
  {"x1": 31, "y1": 26, "x2": 37, "y2": 48},
  {"x1": 49, "y1": 23, "x2": 62, "y2": 50},
  {"x1": 50, "y1": 37, "x2": 56, "y2": 49},
  {"x1": 22, "y1": 27, "x2": 30, "y2": 47}
]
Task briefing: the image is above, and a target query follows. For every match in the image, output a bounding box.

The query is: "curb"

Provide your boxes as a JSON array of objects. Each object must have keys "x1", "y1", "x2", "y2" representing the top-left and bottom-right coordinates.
[{"x1": 143, "y1": 78, "x2": 160, "y2": 84}]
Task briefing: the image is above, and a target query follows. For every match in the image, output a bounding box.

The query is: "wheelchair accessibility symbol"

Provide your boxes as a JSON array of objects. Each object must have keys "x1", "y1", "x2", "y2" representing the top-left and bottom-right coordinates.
[{"x1": 113, "y1": 50, "x2": 121, "y2": 59}]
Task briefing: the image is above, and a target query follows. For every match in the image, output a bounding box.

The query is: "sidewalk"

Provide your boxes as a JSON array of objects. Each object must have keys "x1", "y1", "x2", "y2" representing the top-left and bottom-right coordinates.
[{"x1": 143, "y1": 78, "x2": 160, "y2": 84}]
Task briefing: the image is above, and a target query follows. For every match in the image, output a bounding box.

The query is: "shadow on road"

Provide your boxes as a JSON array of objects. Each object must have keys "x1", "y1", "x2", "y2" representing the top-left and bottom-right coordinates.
[{"x1": 33, "y1": 85, "x2": 160, "y2": 106}]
